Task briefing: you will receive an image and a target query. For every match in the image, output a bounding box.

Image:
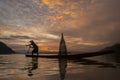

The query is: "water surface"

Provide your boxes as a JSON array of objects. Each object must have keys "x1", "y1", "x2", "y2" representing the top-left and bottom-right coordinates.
[{"x1": 0, "y1": 53, "x2": 120, "y2": 80}]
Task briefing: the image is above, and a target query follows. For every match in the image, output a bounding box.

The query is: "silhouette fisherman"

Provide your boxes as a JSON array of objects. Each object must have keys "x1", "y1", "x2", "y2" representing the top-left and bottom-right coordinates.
[{"x1": 27, "y1": 40, "x2": 38, "y2": 56}]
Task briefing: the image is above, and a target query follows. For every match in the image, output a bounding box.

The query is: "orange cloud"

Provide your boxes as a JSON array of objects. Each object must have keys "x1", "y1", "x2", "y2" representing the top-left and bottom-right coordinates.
[
  {"x1": 77, "y1": 42, "x2": 109, "y2": 46},
  {"x1": 34, "y1": 0, "x2": 93, "y2": 29},
  {"x1": 34, "y1": 0, "x2": 64, "y2": 9},
  {"x1": 42, "y1": 0, "x2": 64, "y2": 8},
  {"x1": 47, "y1": 15, "x2": 63, "y2": 21}
]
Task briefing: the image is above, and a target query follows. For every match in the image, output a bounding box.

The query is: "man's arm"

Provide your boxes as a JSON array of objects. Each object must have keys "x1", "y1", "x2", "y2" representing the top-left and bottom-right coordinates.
[{"x1": 26, "y1": 44, "x2": 33, "y2": 48}]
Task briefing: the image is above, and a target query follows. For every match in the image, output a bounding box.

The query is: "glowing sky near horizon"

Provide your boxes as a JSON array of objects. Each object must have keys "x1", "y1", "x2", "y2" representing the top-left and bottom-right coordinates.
[{"x1": 0, "y1": 0, "x2": 120, "y2": 52}]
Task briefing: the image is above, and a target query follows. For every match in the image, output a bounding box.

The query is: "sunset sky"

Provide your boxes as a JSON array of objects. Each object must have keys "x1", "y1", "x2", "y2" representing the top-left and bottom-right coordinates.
[{"x1": 0, "y1": 0, "x2": 120, "y2": 52}]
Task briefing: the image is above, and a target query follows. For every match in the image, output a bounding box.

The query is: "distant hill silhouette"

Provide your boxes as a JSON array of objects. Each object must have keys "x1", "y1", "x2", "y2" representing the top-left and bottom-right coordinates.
[
  {"x1": 0, "y1": 41, "x2": 15, "y2": 54},
  {"x1": 110, "y1": 43, "x2": 120, "y2": 49},
  {"x1": 102, "y1": 43, "x2": 120, "y2": 53}
]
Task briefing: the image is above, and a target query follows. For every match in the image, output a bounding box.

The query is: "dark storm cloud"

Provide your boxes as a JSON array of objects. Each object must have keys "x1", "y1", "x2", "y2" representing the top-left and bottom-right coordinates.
[
  {"x1": 10, "y1": 35, "x2": 33, "y2": 39},
  {"x1": 0, "y1": 34, "x2": 34, "y2": 42},
  {"x1": 0, "y1": 37, "x2": 14, "y2": 40}
]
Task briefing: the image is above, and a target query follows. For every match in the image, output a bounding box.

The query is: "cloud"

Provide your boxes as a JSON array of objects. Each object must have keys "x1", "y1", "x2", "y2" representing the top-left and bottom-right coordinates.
[
  {"x1": 0, "y1": 0, "x2": 43, "y2": 27},
  {"x1": 0, "y1": 37, "x2": 13, "y2": 40},
  {"x1": 34, "y1": 0, "x2": 64, "y2": 9},
  {"x1": 10, "y1": 35, "x2": 33, "y2": 39},
  {"x1": 43, "y1": 0, "x2": 120, "y2": 51},
  {"x1": 0, "y1": 0, "x2": 120, "y2": 52}
]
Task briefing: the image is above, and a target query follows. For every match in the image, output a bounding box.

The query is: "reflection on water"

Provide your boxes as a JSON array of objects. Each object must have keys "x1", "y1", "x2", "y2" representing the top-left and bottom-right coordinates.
[
  {"x1": 26, "y1": 56, "x2": 68, "y2": 80},
  {"x1": 70, "y1": 58, "x2": 116, "y2": 68},
  {"x1": 26, "y1": 57, "x2": 38, "y2": 76},
  {"x1": 0, "y1": 52, "x2": 120, "y2": 80},
  {"x1": 59, "y1": 58, "x2": 67, "y2": 80}
]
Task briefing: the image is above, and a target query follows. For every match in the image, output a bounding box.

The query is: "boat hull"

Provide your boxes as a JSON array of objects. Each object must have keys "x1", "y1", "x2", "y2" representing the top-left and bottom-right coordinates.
[{"x1": 25, "y1": 50, "x2": 114, "y2": 59}]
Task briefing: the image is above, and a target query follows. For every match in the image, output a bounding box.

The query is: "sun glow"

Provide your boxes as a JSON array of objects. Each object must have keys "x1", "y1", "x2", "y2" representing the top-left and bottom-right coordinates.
[{"x1": 40, "y1": 46, "x2": 58, "y2": 52}]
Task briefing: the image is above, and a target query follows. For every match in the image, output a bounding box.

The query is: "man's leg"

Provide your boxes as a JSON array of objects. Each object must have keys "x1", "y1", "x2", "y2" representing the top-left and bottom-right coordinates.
[{"x1": 32, "y1": 51, "x2": 34, "y2": 56}]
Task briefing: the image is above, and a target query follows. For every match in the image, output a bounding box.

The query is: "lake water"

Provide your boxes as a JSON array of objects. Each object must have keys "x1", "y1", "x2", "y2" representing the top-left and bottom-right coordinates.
[{"x1": 0, "y1": 53, "x2": 120, "y2": 80}]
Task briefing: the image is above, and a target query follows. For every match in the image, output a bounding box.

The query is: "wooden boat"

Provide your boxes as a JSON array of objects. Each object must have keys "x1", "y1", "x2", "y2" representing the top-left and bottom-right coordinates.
[{"x1": 25, "y1": 50, "x2": 114, "y2": 59}]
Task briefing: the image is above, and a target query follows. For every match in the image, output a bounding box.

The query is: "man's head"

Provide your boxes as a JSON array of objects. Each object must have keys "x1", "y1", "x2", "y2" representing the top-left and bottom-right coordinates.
[{"x1": 29, "y1": 40, "x2": 34, "y2": 44}]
